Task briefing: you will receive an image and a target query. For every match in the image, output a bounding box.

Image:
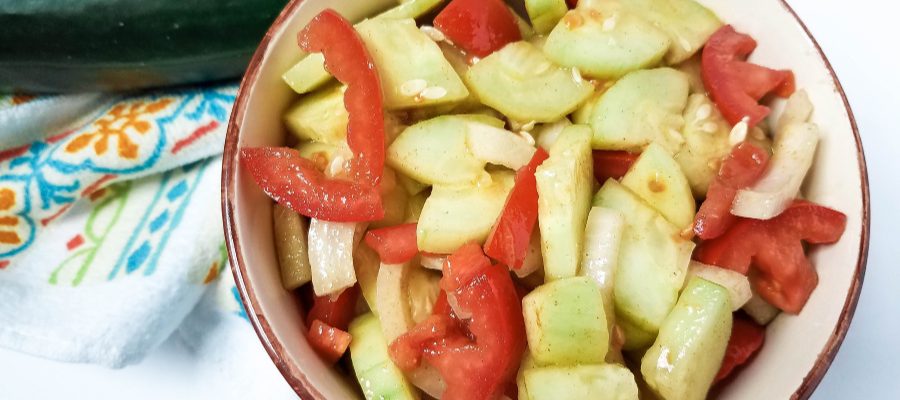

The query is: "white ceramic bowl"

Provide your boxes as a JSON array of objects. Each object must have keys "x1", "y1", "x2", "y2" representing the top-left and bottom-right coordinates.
[{"x1": 222, "y1": 1, "x2": 870, "y2": 398}]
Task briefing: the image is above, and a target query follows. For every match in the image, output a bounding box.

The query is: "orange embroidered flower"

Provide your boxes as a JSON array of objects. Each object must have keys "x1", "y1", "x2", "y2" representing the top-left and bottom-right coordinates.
[
  {"x1": 65, "y1": 98, "x2": 173, "y2": 159},
  {"x1": 0, "y1": 188, "x2": 20, "y2": 245}
]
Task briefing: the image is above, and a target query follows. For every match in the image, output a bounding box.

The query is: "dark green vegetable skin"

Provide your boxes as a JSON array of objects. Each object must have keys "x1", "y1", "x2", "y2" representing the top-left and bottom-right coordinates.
[{"x1": 0, "y1": 0, "x2": 287, "y2": 92}]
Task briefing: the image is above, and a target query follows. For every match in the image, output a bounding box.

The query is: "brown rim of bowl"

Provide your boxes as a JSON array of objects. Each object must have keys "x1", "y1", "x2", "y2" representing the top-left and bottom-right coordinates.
[{"x1": 221, "y1": 1, "x2": 871, "y2": 399}]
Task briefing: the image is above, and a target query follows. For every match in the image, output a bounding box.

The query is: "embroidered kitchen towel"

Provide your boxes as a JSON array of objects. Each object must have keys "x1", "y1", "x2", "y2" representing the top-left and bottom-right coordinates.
[{"x1": 0, "y1": 85, "x2": 243, "y2": 367}]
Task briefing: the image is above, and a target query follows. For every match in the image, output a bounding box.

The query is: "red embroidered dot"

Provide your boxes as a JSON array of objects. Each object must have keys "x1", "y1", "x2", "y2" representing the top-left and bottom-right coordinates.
[{"x1": 66, "y1": 234, "x2": 85, "y2": 251}]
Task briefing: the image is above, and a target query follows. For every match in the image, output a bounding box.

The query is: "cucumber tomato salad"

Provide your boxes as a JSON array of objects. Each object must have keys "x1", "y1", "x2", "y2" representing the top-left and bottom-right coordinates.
[{"x1": 240, "y1": 0, "x2": 848, "y2": 399}]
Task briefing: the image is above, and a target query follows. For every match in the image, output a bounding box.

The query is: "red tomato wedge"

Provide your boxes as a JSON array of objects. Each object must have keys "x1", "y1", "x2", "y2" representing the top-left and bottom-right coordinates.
[
  {"x1": 242, "y1": 9, "x2": 387, "y2": 223},
  {"x1": 715, "y1": 315, "x2": 766, "y2": 383},
  {"x1": 694, "y1": 142, "x2": 770, "y2": 240},
  {"x1": 240, "y1": 147, "x2": 383, "y2": 222},
  {"x1": 390, "y1": 243, "x2": 527, "y2": 400},
  {"x1": 308, "y1": 319, "x2": 352, "y2": 365},
  {"x1": 566, "y1": 0, "x2": 578, "y2": 8},
  {"x1": 298, "y1": 9, "x2": 385, "y2": 186},
  {"x1": 365, "y1": 223, "x2": 419, "y2": 264},
  {"x1": 484, "y1": 148, "x2": 550, "y2": 270},
  {"x1": 694, "y1": 200, "x2": 846, "y2": 313},
  {"x1": 306, "y1": 285, "x2": 360, "y2": 330},
  {"x1": 593, "y1": 150, "x2": 639, "y2": 184},
  {"x1": 434, "y1": 0, "x2": 522, "y2": 58},
  {"x1": 702, "y1": 25, "x2": 795, "y2": 127}
]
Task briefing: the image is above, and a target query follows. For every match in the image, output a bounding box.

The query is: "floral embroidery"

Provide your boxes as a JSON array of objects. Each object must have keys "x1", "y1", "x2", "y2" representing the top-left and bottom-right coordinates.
[
  {"x1": 65, "y1": 99, "x2": 174, "y2": 160},
  {"x1": 0, "y1": 187, "x2": 21, "y2": 245},
  {"x1": 0, "y1": 84, "x2": 236, "y2": 264}
]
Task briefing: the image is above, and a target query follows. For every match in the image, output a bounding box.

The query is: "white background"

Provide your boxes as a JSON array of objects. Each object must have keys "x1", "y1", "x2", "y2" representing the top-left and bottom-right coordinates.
[{"x1": 1, "y1": 0, "x2": 898, "y2": 398}]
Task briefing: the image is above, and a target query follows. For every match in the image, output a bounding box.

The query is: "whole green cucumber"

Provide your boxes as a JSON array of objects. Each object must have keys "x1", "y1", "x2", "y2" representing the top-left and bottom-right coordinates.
[{"x1": 0, "y1": 0, "x2": 286, "y2": 92}]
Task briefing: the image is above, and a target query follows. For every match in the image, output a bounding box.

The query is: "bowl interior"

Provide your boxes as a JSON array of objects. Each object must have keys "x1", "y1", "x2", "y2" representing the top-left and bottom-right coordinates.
[{"x1": 224, "y1": 1, "x2": 867, "y2": 399}]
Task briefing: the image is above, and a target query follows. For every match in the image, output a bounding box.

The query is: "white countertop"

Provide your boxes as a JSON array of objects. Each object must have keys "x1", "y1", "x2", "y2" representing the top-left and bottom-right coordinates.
[{"x1": 1, "y1": 0, "x2": 898, "y2": 398}]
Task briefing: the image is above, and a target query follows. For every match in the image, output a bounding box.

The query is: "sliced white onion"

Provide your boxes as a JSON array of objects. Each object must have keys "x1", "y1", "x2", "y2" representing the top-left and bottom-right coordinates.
[
  {"x1": 731, "y1": 122, "x2": 819, "y2": 220},
  {"x1": 420, "y1": 254, "x2": 447, "y2": 271},
  {"x1": 777, "y1": 90, "x2": 813, "y2": 134},
  {"x1": 534, "y1": 119, "x2": 572, "y2": 151},
  {"x1": 308, "y1": 219, "x2": 358, "y2": 296},
  {"x1": 580, "y1": 207, "x2": 625, "y2": 298},
  {"x1": 375, "y1": 262, "x2": 415, "y2": 342},
  {"x1": 446, "y1": 292, "x2": 473, "y2": 320},
  {"x1": 685, "y1": 261, "x2": 752, "y2": 311},
  {"x1": 743, "y1": 293, "x2": 781, "y2": 325},
  {"x1": 514, "y1": 230, "x2": 544, "y2": 279},
  {"x1": 465, "y1": 121, "x2": 537, "y2": 170},
  {"x1": 408, "y1": 364, "x2": 447, "y2": 399}
]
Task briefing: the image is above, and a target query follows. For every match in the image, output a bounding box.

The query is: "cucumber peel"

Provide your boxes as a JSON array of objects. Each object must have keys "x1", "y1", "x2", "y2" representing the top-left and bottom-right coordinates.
[
  {"x1": 544, "y1": 5, "x2": 670, "y2": 80},
  {"x1": 466, "y1": 41, "x2": 594, "y2": 122},
  {"x1": 588, "y1": 67, "x2": 690, "y2": 153},
  {"x1": 641, "y1": 277, "x2": 732, "y2": 400},
  {"x1": 593, "y1": 180, "x2": 695, "y2": 349}
]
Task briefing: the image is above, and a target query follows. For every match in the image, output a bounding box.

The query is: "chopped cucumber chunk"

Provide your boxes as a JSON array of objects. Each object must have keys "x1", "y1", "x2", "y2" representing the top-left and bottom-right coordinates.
[
  {"x1": 272, "y1": 204, "x2": 312, "y2": 290},
  {"x1": 284, "y1": 83, "x2": 348, "y2": 144},
  {"x1": 536, "y1": 125, "x2": 594, "y2": 281},
  {"x1": 387, "y1": 115, "x2": 488, "y2": 186},
  {"x1": 510, "y1": 5, "x2": 537, "y2": 39},
  {"x1": 282, "y1": 53, "x2": 331, "y2": 95},
  {"x1": 349, "y1": 314, "x2": 421, "y2": 400},
  {"x1": 466, "y1": 41, "x2": 593, "y2": 122},
  {"x1": 282, "y1": 0, "x2": 445, "y2": 95},
  {"x1": 357, "y1": 18, "x2": 469, "y2": 110},
  {"x1": 593, "y1": 180, "x2": 695, "y2": 349},
  {"x1": 407, "y1": 266, "x2": 441, "y2": 324},
  {"x1": 641, "y1": 277, "x2": 732, "y2": 400},
  {"x1": 620, "y1": 143, "x2": 696, "y2": 230},
  {"x1": 417, "y1": 171, "x2": 515, "y2": 253},
  {"x1": 354, "y1": 243, "x2": 381, "y2": 315},
  {"x1": 296, "y1": 141, "x2": 341, "y2": 164},
  {"x1": 377, "y1": 0, "x2": 444, "y2": 20},
  {"x1": 376, "y1": 261, "x2": 415, "y2": 342},
  {"x1": 525, "y1": 0, "x2": 568, "y2": 34},
  {"x1": 615, "y1": 0, "x2": 722, "y2": 64},
  {"x1": 523, "y1": 277, "x2": 609, "y2": 366},
  {"x1": 517, "y1": 354, "x2": 537, "y2": 400},
  {"x1": 673, "y1": 93, "x2": 731, "y2": 196},
  {"x1": 524, "y1": 364, "x2": 640, "y2": 400},
  {"x1": 588, "y1": 67, "x2": 689, "y2": 153},
  {"x1": 544, "y1": 6, "x2": 670, "y2": 80}
]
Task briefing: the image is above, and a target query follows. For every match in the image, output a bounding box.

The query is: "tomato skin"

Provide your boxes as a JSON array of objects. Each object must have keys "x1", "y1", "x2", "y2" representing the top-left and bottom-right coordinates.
[
  {"x1": 240, "y1": 147, "x2": 383, "y2": 222},
  {"x1": 592, "y1": 150, "x2": 639, "y2": 184},
  {"x1": 484, "y1": 148, "x2": 550, "y2": 270},
  {"x1": 434, "y1": 0, "x2": 522, "y2": 58},
  {"x1": 364, "y1": 223, "x2": 419, "y2": 264},
  {"x1": 390, "y1": 243, "x2": 526, "y2": 400},
  {"x1": 715, "y1": 315, "x2": 766, "y2": 383},
  {"x1": 298, "y1": 9, "x2": 385, "y2": 186},
  {"x1": 702, "y1": 25, "x2": 795, "y2": 127},
  {"x1": 694, "y1": 201, "x2": 846, "y2": 313},
  {"x1": 243, "y1": 10, "x2": 387, "y2": 222},
  {"x1": 308, "y1": 319, "x2": 352, "y2": 365},
  {"x1": 694, "y1": 142, "x2": 770, "y2": 240},
  {"x1": 306, "y1": 285, "x2": 360, "y2": 330}
]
